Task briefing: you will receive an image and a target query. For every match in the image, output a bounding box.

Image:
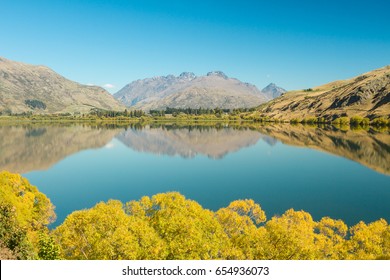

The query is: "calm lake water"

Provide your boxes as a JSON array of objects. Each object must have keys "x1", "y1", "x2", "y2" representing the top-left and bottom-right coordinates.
[{"x1": 1, "y1": 123, "x2": 389, "y2": 227}]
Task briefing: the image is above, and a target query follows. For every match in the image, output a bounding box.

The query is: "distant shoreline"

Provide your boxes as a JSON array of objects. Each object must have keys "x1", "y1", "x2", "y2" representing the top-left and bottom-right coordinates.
[{"x1": 1, "y1": 114, "x2": 389, "y2": 131}]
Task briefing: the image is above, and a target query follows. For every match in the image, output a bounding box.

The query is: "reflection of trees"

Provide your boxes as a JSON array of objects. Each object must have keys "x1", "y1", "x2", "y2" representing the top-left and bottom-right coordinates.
[
  {"x1": 257, "y1": 124, "x2": 390, "y2": 175},
  {"x1": 0, "y1": 124, "x2": 122, "y2": 173}
]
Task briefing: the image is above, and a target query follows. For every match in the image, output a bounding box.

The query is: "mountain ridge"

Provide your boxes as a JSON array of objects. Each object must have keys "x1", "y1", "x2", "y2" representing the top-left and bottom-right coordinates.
[
  {"x1": 114, "y1": 72, "x2": 280, "y2": 111},
  {"x1": 0, "y1": 57, "x2": 125, "y2": 114},
  {"x1": 261, "y1": 83, "x2": 287, "y2": 99}
]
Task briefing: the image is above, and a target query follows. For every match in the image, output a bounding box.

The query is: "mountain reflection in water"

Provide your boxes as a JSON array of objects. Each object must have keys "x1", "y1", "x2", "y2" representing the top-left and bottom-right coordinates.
[
  {"x1": 0, "y1": 123, "x2": 389, "y2": 175},
  {"x1": 116, "y1": 125, "x2": 273, "y2": 159},
  {"x1": 0, "y1": 124, "x2": 122, "y2": 173}
]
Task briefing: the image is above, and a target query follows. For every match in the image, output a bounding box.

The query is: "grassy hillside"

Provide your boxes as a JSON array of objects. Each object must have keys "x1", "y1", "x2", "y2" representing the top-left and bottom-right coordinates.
[
  {"x1": 0, "y1": 57, "x2": 125, "y2": 114},
  {"x1": 258, "y1": 66, "x2": 390, "y2": 121}
]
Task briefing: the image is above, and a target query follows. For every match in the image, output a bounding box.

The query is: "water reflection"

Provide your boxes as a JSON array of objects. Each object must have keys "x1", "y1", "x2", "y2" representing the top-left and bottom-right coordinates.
[
  {"x1": 256, "y1": 124, "x2": 390, "y2": 175},
  {"x1": 117, "y1": 125, "x2": 266, "y2": 159},
  {"x1": 0, "y1": 123, "x2": 389, "y2": 175},
  {"x1": 116, "y1": 123, "x2": 390, "y2": 175},
  {"x1": 0, "y1": 124, "x2": 122, "y2": 173}
]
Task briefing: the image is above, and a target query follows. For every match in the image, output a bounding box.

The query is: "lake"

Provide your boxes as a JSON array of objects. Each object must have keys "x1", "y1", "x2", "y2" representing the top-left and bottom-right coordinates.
[{"x1": 1, "y1": 122, "x2": 389, "y2": 227}]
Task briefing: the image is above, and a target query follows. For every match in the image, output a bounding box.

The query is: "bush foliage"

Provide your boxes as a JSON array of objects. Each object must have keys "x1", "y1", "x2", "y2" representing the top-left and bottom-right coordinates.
[{"x1": 1, "y1": 172, "x2": 389, "y2": 260}]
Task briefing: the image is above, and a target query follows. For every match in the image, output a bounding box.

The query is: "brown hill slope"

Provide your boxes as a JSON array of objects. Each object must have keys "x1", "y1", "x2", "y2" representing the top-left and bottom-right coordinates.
[
  {"x1": 259, "y1": 66, "x2": 390, "y2": 120},
  {"x1": 0, "y1": 57, "x2": 125, "y2": 114}
]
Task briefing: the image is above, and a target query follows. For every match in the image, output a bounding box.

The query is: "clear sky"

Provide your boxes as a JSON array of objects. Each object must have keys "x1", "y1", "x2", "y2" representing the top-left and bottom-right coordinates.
[{"x1": 1, "y1": 0, "x2": 389, "y2": 93}]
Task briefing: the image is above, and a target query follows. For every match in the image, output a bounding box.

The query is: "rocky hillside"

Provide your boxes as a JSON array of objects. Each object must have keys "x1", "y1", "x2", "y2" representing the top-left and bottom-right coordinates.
[
  {"x1": 0, "y1": 57, "x2": 125, "y2": 114},
  {"x1": 115, "y1": 71, "x2": 273, "y2": 111},
  {"x1": 259, "y1": 66, "x2": 390, "y2": 120}
]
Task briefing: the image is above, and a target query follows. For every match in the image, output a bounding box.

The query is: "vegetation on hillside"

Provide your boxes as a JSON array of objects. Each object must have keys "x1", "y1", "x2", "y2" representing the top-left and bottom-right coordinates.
[
  {"x1": 1, "y1": 172, "x2": 389, "y2": 260},
  {"x1": 24, "y1": 99, "x2": 47, "y2": 110}
]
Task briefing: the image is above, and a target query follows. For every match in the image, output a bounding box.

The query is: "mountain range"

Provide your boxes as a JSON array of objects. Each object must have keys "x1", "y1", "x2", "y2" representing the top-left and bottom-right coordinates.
[
  {"x1": 0, "y1": 57, "x2": 124, "y2": 114},
  {"x1": 259, "y1": 66, "x2": 390, "y2": 120},
  {"x1": 114, "y1": 71, "x2": 285, "y2": 111},
  {"x1": 1, "y1": 56, "x2": 388, "y2": 119}
]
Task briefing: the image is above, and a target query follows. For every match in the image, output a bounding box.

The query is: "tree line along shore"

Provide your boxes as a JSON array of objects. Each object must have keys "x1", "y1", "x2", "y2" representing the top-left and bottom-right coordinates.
[{"x1": 1, "y1": 107, "x2": 389, "y2": 130}]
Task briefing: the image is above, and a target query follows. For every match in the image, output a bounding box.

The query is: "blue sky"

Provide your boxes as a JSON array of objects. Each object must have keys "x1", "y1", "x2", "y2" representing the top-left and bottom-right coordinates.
[{"x1": 1, "y1": 0, "x2": 389, "y2": 92}]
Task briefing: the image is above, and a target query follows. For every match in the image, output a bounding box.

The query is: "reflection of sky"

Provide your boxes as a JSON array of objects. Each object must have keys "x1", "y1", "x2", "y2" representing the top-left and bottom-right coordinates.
[{"x1": 24, "y1": 136, "x2": 390, "y2": 229}]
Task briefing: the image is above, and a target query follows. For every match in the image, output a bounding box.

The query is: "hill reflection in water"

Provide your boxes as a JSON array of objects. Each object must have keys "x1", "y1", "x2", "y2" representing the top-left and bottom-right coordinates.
[
  {"x1": 116, "y1": 125, "x2": 276, "y2": 159},
  {"x1": 0, "y1": 123, "x2": 389, "y2": 175},
  {"x1": 0, "y1": 123, "x2": 122, "y2": 173},
  {"x1": 116, "y1": 123, "x2": 389, "y2": 175}
]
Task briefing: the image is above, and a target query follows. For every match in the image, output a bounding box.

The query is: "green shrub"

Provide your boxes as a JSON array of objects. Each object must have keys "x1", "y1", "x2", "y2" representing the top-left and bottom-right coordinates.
[
  {"x1": 332, "y1": 117, "x2": 350, "y2": 125},
  {"x1": 317, "y1": 117, "x2": 326, "y2": 124},
  {"x1": 371, "y1": 117, "x2": 388, "y2": 126},
  {"x1": 290, "y1": 118, "x2": 301, "y2": 124},
  {"x1": 25, "y1": 99, "x2": 47, "y2": 110},
  {"x1": 350, "y1": 116, "x2": 370, "y2": 126},
  {"x1": 301, "y1": 117, "x2": 318, "y2": 124}
]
